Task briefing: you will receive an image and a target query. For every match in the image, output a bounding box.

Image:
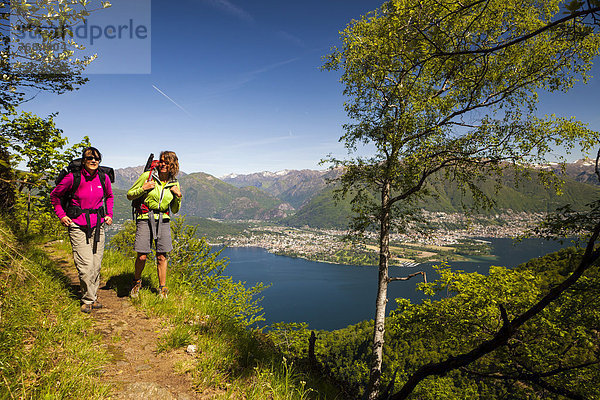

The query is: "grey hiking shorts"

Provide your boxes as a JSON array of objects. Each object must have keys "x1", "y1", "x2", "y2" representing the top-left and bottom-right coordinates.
[{"x1": 133, "y1": 218, "x2": 173, "y2": 254}]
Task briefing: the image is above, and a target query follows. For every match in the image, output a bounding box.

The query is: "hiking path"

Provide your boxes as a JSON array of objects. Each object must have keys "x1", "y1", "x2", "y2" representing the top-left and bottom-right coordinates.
[{"x1": 43, "y1": 242, "x2": 209, "y2": 400}]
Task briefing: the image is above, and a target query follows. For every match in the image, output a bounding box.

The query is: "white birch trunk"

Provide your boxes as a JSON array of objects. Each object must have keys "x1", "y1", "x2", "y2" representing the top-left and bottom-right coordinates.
[{"x1": 366, "y1": 180, "x2": 391, "y2": 400}]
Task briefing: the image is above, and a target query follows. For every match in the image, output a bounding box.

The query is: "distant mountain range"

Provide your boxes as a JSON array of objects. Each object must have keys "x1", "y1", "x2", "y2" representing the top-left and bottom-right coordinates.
[
  {"x1": 112, "y1": 166, "x2": 187, "y2": 191},
  {"x1": 545, "y1": 158, "x2": 599, "y2": 186},
  {"x1": 112, "y1": 170, "x2": 292, "y2": 221},
  {"x1": 221, "y1": 169, "x2": 340, "y2": 209},
  {"x1": 111, "y1": 159, "x2": 600, "y2": 226}
]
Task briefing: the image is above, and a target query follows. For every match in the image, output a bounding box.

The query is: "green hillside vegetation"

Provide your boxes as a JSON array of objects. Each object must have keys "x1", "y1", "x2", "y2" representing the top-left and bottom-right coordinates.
[
  {"x1": 179, "y1": 172, "x2": 287, "y2": 220},
  {"x1": 426, "y1": 170, "x2": 600, "y2": 213},
  {"x1": 286, "y1": 172, "x2": 600, "y2": 229},
  {"x1": 0, "y1": 219, "x2": 110, "y2": 398},
  {"x1": 269, "y1": 246, "x2": 600, "y2": 399},
  {"x1": 284, "y1": 188, "x2": 355, "y2": 229},
  {"x1": 111, "y1": 188, "x2": 131, "y2": 222},
  {"x1": 182, "y1": 215, "x2": 251, "y2": 239}
]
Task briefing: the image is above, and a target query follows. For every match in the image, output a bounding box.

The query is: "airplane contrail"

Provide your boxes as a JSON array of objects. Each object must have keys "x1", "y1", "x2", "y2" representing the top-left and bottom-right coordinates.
[{"x1": 152, "y1": 85, "x2": 193, "y2": 117}]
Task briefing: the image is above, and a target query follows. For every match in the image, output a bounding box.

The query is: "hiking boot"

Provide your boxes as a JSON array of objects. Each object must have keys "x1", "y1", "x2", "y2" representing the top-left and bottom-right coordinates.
[
  {"x1": 81, "y1": 303, "x2": 92, "y2": 314},
  {"x1": 159, "y1": 286, "x2": 169, "y2": 299},
  {"x1": 92, "y1": 301, "x2": 103, "y2": 310},
  {"x1": 130, "y1": 279, "x2": 142, "y2": 298}
]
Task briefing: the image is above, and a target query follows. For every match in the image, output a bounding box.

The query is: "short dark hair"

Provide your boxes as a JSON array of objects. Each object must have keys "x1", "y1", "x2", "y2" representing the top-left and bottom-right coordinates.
[{"x1": 82, "y1": 146, "x2": 102, "y2": 162}]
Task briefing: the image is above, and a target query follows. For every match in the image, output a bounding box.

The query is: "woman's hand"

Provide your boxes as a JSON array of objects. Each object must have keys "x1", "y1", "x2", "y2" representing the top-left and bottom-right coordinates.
[
  {"x1": 60, "y1": 216, "x2": 72, "y2": 227},
  {"x1": 142, "y1": 180, "x2": 156, "y2": 191},
  {"x1": 104, "y1": 216, "x2": 113, "y2": 225},
  {"x1": 170, "y1": 185, "x2": 182, "y2": 198}
]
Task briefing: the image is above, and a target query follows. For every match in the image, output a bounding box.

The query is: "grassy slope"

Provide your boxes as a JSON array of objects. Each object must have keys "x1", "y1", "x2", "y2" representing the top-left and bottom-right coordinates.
[
  {"x1": 0, "y1": 219, "x2": 110, "y2": 399},
  {"x1": 1, "y1": 213, "x2": 344, "y2": 399}
]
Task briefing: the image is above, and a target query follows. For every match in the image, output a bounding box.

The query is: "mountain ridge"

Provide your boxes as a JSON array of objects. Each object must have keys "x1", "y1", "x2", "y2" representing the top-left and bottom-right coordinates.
[{"x1": 111, "y1": 160, "x2": 600, "y2": 226}]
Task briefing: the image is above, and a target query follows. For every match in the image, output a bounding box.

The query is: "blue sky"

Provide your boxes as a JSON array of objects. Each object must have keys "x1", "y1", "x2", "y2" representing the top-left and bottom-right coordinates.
[{"x1": 20, "y1": 0, "x2": 600, "y2": 177}]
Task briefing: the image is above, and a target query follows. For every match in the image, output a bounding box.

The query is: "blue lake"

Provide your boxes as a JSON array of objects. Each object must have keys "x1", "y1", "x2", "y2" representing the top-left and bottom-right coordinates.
[{"x1": 219, "y1": 238, "x2": 570, "y2": 331}]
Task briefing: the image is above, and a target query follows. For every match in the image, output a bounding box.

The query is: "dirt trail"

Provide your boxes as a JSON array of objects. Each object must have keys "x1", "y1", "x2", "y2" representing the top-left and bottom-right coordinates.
[{"x1": 44, "y1": 243, "x2": 204, "y2": 400}]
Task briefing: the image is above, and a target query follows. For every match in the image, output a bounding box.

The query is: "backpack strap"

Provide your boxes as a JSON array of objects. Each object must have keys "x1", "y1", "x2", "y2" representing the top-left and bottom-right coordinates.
[
  {"x1": 98, "y1": 169, "x2": 108, "y2": 212},
  {"x1": 63, "y1": 171, "x2": 82, "y2": 218},
  {"x1": 72, "y1": 171, "x2": 81, "y2": 193},
  {"x1": 91, "y1": 169, "x2": 109, "y2": 253},
  {"x1": 132, "y1": 169, "x2": 156, "y2": 221},
  {"x1": 69, "y1": 169, "x2": 109, "y2": 254}
]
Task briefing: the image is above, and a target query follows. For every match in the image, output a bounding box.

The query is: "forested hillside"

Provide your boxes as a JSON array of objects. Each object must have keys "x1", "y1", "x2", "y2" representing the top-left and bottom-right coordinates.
[
  {"x1": 270, "y1": 246, "x2": 600, "y2": 399},
  {"x1": 178, "y1": 172, "x2": 293, "y2": 220},
  {"x1": 285, "y1": 171, "x2": 600, "y2": 229}
]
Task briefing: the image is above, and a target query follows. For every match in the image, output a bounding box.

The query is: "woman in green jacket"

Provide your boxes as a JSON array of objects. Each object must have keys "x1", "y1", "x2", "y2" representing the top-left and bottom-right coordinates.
[{"x1": 127, "y1": 151, "x2": 182, "y2": 299}]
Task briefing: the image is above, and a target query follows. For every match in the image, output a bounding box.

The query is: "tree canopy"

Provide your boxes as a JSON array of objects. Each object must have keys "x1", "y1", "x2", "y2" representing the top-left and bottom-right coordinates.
[
  {"x1": 0, "y1": 1, "x2": 110, "y2": 225},
  {"x1": 0, "y1": 111, "x2": 90, "y2": 233},
  {"x1": 0, "y1": 0, "x2": 110, "y2": 113},
  {"x1": 411, "y1": 0, "x2": 600, "y2": 58}
]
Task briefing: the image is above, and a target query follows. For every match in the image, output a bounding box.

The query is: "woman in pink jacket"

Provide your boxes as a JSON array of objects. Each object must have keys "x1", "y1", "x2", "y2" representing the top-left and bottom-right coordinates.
[{"x1": 50, "y1": 147, "x2": 114, "y2": 313}]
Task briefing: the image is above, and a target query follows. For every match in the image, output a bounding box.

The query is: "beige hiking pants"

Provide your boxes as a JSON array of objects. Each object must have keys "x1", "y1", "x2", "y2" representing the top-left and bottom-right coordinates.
[{"x1": 68, "y1": 223, "x2": 105, "y2": 305}]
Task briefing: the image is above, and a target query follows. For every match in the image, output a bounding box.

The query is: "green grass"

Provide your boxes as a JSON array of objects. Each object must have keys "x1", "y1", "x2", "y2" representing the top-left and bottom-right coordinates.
[
  {"x1": 99, "y1": 238, "x2": 342, "y2": 399},
  {"x1": 0, "y1": 219, "x2": 110, "y2": 399}
]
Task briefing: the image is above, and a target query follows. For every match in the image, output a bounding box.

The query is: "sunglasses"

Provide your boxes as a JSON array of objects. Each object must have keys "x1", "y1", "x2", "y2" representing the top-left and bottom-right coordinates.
[{"x1": 84, "y1": 156, "x2": 101, "y2": 161}]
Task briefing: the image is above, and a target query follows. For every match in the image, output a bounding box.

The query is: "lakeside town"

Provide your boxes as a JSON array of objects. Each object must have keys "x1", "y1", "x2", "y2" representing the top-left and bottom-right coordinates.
[{"x1": 215, "y1": 211, "x2": 545, "y2": 265}]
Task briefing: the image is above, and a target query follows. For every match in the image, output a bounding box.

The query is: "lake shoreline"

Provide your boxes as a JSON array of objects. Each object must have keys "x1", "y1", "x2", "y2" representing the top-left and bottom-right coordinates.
[
  {"x1": 221, "y1": 238, "x2": 571, "y2": 330},
  {"x1": 220, "y1": 237, "x2": 502, "y2": 267}
]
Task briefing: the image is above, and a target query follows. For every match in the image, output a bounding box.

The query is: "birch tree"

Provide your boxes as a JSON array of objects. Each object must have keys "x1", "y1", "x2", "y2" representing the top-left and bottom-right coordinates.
[{"x1": 323, "y1": 0, "x2": 600, "y2": 398}]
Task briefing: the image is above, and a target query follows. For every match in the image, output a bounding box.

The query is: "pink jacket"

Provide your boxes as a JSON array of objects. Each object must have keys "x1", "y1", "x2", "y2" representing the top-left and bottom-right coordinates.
[{"x1": 50, "y1": 168, "x2": 114, "y2": 227}]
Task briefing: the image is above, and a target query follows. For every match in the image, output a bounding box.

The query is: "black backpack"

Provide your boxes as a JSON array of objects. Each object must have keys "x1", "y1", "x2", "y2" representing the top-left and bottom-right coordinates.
[{"x1": 55, "y1": 158, "x2": 115, "y2": 218}]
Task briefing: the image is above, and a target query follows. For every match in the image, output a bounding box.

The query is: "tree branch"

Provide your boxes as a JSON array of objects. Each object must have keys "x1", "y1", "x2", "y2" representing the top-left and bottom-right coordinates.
[
  {"x1": 388, "y1": 271, "x2": 427, "y2": 283},
  {"x1": 389, "y1": 221, "x2": 600, "y2": 400},
  {"x1": 434, "y1": 6, "x2": 600, "y2": 56}
]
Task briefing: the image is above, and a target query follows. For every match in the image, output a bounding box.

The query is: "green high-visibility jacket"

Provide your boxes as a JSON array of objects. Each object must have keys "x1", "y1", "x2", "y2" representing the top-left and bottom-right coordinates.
[{"x1": 127, "y1": 171, "x2": 182, "y2": 220}]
